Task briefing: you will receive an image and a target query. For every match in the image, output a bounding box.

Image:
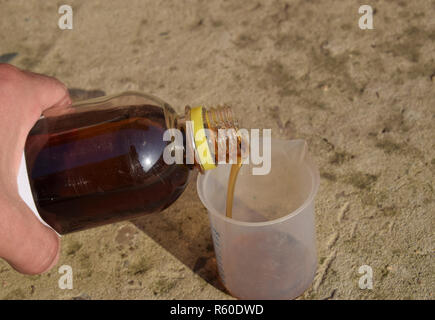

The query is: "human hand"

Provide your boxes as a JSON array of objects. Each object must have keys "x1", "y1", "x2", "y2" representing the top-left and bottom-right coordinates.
[{"x1": 0, "y1": 64, "x2": 71, "y2": 274}]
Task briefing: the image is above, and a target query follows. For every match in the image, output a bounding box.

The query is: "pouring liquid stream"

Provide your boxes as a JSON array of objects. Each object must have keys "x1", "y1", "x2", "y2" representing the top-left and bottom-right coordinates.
[{"x1": 225, "y1": 161, "x2": 243, "y2": 219}]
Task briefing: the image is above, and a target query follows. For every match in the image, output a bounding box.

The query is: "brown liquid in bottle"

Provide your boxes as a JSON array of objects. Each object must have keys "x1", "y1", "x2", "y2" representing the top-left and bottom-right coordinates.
[{"x1": 25, "y1": 105, "x2": 191, "y2": 234}]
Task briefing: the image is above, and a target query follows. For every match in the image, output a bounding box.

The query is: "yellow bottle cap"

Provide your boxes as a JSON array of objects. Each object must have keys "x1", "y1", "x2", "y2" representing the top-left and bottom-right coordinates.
[{"x1": 190, "y1": 106, "x2": 216, "y2": 170}]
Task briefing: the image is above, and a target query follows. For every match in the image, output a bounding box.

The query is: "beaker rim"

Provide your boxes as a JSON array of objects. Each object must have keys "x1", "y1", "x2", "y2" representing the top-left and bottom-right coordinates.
[{"x1": 196, "y1": 138, "x2": 320, "y2": 227}]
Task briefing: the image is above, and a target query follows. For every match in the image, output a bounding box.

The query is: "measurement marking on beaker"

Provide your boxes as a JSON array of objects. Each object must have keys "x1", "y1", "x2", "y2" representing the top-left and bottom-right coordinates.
[{"x1": 211, "y1": 227, "x2": 225, "y2": 283}]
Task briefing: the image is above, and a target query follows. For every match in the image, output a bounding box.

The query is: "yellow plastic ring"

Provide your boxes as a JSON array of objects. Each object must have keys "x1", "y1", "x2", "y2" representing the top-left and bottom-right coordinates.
[{"x1": 190, "y1": 106, "x2": 216, "y2": 170}]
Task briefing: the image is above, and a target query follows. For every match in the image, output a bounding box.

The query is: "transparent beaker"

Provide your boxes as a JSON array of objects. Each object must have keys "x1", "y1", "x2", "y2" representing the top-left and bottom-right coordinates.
[{"x1": 197, "y1": 139, "x2": 320, "y2": 299}]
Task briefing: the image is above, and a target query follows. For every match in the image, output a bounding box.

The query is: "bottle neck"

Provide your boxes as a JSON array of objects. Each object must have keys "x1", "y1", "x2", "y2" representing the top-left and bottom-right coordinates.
[{"x1": 178, "y1": 105, "x2": 241, "y2": 173}]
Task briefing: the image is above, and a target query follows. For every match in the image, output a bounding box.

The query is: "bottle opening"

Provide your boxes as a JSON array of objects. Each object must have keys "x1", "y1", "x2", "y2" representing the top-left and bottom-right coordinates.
[{"x1": 187, "y1": 105, "x2": 242, "y2": 172}]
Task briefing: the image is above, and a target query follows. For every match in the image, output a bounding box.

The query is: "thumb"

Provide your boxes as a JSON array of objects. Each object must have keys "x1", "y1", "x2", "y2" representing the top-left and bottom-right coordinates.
[{"x1": 0, "y1": 192, "x2": 60, "y2": 275}]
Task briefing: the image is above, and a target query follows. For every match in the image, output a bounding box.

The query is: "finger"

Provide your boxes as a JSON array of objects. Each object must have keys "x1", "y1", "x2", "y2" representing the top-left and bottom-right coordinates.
[
  {"x1": 0, "y1": 193, "x2": 60, "y2": 275},
  {"x1": 0, "y1": 64, "x2": 71, "y2": 127},
  {"x1": 0, "y1": 64, "x2": 71, "y2": 180},
  {"x1": 22, "y1": 69, "x2": 72, "y2": 114}
]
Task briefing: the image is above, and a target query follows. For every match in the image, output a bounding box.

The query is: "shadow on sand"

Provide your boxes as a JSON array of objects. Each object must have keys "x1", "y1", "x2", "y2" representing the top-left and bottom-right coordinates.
[{"x1": 130, "y1": 171, "x2": 229, "y2": 295}]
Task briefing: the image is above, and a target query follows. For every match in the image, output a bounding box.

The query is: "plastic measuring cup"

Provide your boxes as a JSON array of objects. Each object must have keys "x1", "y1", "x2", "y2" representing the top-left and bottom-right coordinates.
[{"x1": 197, "y1": 139, "x2": 320, "y2": 299}]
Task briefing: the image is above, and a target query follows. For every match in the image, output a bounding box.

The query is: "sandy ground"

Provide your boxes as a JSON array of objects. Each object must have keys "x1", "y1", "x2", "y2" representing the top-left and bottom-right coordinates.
[{"x1": 0, "y1": 0, "x2": 434, "y2": 299}]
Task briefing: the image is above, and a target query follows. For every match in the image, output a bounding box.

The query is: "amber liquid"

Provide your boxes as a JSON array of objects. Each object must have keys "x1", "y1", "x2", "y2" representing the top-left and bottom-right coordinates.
[
  {"x1": 225, "y1": 162, "x2": 243, "y2": 219},
  {"x1": 25, "y1": 104, "x2": 191, "y2": 234}
]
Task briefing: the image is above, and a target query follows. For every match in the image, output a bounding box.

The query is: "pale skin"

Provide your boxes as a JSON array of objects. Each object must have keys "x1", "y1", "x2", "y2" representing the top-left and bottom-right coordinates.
[{"x1": 0, "y1": 64, "x2": 71, "y2": 274}]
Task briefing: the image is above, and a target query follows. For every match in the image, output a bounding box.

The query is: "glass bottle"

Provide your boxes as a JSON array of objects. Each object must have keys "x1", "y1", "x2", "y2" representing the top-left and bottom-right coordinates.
[{"x1": 20, "y1": 92, "x2": 239, "y2": 234}]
